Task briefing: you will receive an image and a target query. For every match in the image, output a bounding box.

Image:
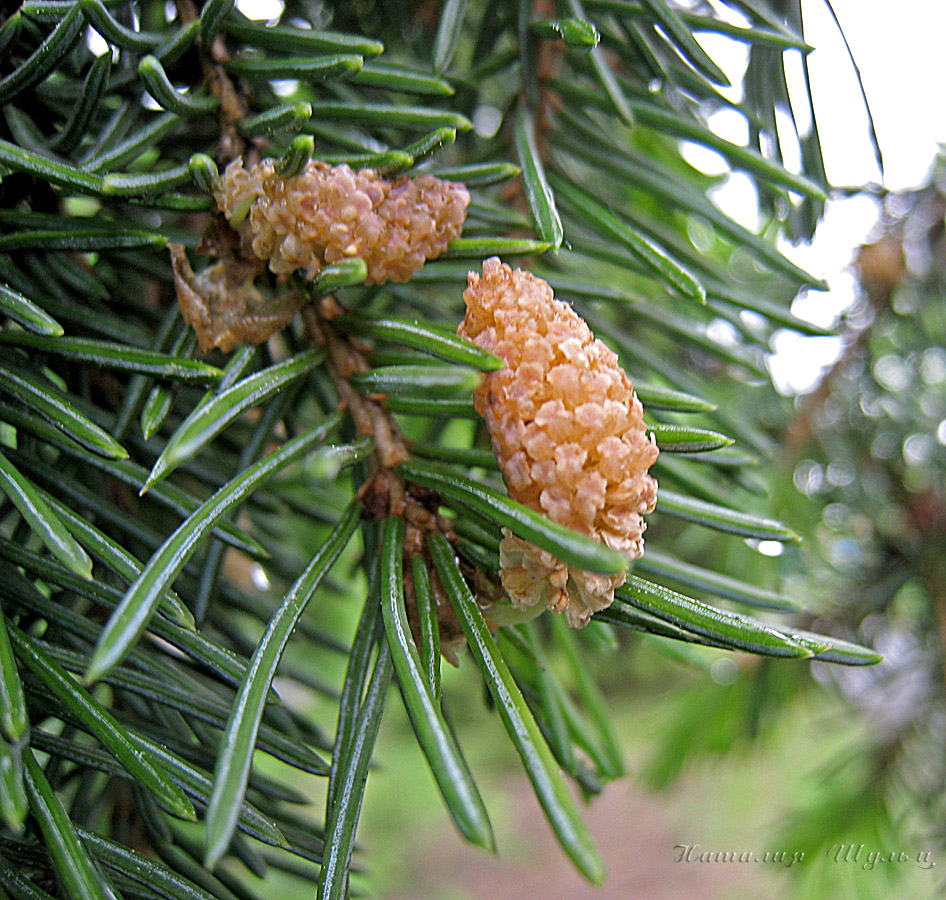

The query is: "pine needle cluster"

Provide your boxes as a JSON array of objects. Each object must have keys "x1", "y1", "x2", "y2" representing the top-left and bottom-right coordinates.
[{"x1": 0, "y1": 0, "x2": 880, "y2": 897}]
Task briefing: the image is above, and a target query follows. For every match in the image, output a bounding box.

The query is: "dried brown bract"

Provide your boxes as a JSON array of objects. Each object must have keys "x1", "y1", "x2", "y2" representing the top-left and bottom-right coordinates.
[
  {"x1": 214, "y1": 158, "x2": 470, "y2": 284},
  {"x1": 459, "y1": 258, "x2": 659, "y2": 626},
  {"x1": 169, "y1": 243, "x2": 303, "y2": 353}
]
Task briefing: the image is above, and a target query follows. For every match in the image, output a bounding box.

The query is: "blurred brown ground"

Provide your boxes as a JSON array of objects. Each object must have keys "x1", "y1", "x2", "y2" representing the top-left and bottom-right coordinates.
[{"x1": 381, "y1": 775, "x2": 770, "y2": 900}]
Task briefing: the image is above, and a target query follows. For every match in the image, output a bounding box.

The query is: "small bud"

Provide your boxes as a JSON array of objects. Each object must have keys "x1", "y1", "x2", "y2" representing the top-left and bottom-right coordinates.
[
  {"x1": 459, "y1": 258, "x2": 659, "y2": 626},
  {"x1": 214, "y1": 158, "x2": 470, "y2": 284}
]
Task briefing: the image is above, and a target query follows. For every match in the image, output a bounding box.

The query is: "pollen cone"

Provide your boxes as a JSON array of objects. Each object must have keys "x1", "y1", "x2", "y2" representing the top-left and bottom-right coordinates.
[
  {"x1": 459, "y1": 258, "x2": 659, "y2": 626},
  {"x1": 214, "y1": 158, "x2": 469, "y2": 284}
]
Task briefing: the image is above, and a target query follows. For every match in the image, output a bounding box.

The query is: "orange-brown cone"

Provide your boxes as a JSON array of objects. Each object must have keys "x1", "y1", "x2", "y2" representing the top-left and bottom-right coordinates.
[
  {"x1": 214, "y1": 158, "x2": 469, "y2": 284},
  {"x1": 459, "y1": 258, "x2": 659, "y2": 626}
]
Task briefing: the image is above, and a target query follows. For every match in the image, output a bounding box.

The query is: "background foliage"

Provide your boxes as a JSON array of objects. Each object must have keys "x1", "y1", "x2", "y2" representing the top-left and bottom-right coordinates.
[{"x1": 0, "y1": 0, "x2": 889, "y2": 897}]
